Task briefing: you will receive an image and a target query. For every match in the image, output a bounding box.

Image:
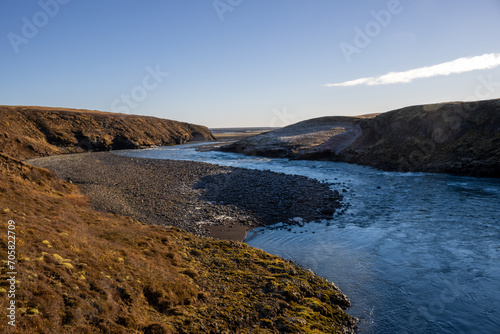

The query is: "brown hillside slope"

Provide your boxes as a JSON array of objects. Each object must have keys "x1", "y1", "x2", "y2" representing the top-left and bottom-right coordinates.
[
  {"x1": 329, "y1": 99, "x2": 500, "y2": 177},
  {"x1": 222, "y1": 99, "x2": 500, "y2": 178},
  {"x1": 0, "y1": 106, "x2": 216, "y2": 160},
  {"x1": 0, "y1": 154, "x2": 356, "y2": 333}
]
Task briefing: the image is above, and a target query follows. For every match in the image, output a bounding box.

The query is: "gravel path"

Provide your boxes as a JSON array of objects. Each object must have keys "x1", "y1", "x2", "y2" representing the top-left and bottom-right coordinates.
[{"x1": 27, "y1": 152, "x2": 344, "y2": 241}]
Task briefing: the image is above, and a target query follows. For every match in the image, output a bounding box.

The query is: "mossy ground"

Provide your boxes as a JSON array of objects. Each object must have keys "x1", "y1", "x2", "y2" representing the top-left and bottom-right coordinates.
[{"x1": 0, "y1": 154, "x2": 356, "y2": 333}]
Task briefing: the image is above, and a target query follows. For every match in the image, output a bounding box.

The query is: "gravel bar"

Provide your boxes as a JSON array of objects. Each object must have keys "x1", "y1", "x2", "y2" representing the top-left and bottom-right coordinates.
[{"x1": 27, "y1": 152, "x2": 344, "y2": 241}]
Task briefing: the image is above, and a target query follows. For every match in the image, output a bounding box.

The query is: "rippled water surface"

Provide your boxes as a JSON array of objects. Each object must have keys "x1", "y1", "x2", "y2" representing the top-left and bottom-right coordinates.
[{"x1": 117, "y1": 144, "x2": 500, "y2": 334}]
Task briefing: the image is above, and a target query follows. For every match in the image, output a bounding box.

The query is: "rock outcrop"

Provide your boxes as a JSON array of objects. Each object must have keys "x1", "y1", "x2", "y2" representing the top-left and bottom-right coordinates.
[
  {"x1": 222, "y1": 99, "x2": 500, "y2": 178},
  {"x1": 0, "y1": 106, "x2": 216, "y2": 160}
]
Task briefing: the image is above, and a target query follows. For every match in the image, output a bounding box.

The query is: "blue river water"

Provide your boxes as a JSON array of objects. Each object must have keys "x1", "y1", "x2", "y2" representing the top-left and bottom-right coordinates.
[{"x1": 117, "y1": 143, "x2": 500, "y2": 334}]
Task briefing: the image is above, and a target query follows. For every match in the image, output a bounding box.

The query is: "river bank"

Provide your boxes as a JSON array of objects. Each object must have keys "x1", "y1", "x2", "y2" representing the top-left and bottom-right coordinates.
[
  {"x1": 27, "y1": 152, "x2": 345, "y2": 242},
  {"x1": 0, "y1": 153, "x2": 357, "y2": 333}
]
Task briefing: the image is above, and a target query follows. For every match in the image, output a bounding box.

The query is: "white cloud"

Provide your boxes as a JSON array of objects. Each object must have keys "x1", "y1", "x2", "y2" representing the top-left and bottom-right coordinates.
[{"x1": 327, "y1": 53, "x2": 500, "y2": 87}]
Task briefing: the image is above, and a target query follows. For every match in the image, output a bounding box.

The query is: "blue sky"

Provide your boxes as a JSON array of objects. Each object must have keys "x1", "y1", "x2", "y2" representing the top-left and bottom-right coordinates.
[{"x1": 1, "y1": 0, "x2": 500, "y2": 127}]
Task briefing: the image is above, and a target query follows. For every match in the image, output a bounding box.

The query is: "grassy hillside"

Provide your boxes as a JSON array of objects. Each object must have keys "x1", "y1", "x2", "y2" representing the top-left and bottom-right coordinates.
[
  {"x1": 0, "y1": 154, "x2": 356, "y2": 332},
  {"x1": 0, "y1": 106, "x2": 216, "y2": 160}
]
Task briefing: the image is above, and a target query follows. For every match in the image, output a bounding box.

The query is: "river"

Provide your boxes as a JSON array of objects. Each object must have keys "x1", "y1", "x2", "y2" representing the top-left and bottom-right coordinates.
[{"x1": 117, "y1": 143, "x2": 500, "y2": 334}]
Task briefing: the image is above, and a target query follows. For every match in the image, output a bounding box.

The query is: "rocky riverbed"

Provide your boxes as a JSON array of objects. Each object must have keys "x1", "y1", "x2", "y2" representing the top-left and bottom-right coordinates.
[{"x1": 27, "y1": 152, "x2": 345, "y2": 241}]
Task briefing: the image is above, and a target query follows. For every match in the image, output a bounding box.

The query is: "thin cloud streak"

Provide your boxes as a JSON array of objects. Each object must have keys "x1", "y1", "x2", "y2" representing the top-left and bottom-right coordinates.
[{"x1": 327, "y1": 53, "x2": 500, "y2": 87}]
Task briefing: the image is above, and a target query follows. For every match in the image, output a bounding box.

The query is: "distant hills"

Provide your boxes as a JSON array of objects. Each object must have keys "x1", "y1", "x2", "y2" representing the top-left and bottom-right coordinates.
[
  {"x1": 2, "y1": 101, "x2": 498, "y2": 177},
  {"x1": 0, "y1": 106, "x2": 215, "y2": 160},
  {"x1": 222, "y1": 99, "x2": 500, "y2": 178}
]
